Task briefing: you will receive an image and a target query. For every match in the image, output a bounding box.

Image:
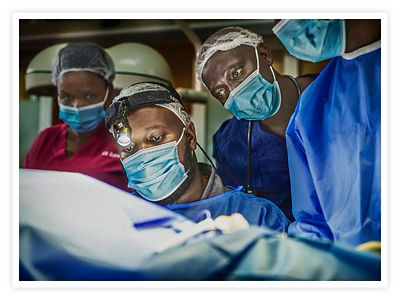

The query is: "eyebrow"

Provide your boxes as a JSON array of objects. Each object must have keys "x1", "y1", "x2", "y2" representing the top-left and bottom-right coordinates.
[{"x1": 144, "y1": 125, "x2": 168, "y2": 131}]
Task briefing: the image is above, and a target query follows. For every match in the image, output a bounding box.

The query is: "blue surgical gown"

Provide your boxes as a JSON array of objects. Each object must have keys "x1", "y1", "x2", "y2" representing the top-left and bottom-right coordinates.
[
  {"x1": 166, "y1": 189, "x2": 290, "y2": 232},
  {"x1": 20, "y1": 226, "x2": 381, "y2": 281},
  {"x1": 213, "y1": 118, "x2": 293, "y2": 220},
  {"x1": 286, "y1": 43, "x2": 381, "y2": 247}
]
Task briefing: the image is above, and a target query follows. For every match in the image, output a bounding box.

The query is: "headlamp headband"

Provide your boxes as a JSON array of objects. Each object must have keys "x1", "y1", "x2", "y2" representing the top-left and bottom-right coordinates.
[{"x1": 105, "y1": 81, "x2": 183, "y2": 129}]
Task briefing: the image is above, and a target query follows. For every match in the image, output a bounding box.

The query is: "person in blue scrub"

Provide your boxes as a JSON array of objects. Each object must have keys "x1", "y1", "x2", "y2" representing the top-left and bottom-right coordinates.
[
  {"x1": 272, "y1": 19, "x2": 381, "y2": 247},
  {"x1": 196, "y1": 26, "x2": 317, "y2": 221},
  {"x1": 104, "y1": 82, "x2": 290, "y2": 231}
]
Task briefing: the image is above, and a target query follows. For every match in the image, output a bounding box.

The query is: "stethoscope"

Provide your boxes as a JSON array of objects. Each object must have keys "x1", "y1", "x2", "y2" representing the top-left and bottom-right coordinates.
[{"x1": 246, "y1": 75, "x2": 301, "y2": 194}]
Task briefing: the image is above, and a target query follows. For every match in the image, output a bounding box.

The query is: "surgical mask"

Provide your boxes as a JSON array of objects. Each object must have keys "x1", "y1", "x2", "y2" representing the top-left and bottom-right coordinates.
[
  {"x1": 122, "y1": 129, "x2": 188, "y2": 202},
  {"x1": 224, "y1": 47, "x2": 281, "y2": 121},
  {"x1": 59, "y1": 88, "x2": 109, "y2": 132},
  {"x1": 272, "y1": 19, "x2": 346, "y2": 62}
]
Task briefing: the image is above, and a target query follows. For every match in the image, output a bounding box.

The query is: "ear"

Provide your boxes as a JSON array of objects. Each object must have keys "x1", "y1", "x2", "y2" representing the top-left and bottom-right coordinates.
[
  {"x1": 257, "y1": 43, "x2": 273, "y2": 66},
  {"x1": 185, "y1": 122, "x2": 197, "y2": 150},
  {"x1": 103, "y1": 83, "x2": 114, "y2": 111}
]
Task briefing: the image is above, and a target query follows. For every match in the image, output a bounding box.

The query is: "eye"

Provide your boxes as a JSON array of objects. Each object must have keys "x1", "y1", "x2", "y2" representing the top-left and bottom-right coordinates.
[
  {"x1": 150, "y1": 135, "x2": 164, "y2": 143},
  {"x1": 58, "y1": 94, "x2": 74, "y2": 104},
  {"x1": 122, "y1": 144, "x2": 136, "y2": 156},
  {"x1": 232, "y1": 67, "x2": 242, "y2": 79},
  {"x1": 120, "y1": 143, "x2": 136, "y2": 161},
  {"x1": 125, "y1": 144, "x2": 134, "y2": 152},
  {"x1": 84, "y1": 93, "x2": 97, "y2": 101},
  {"x1": 215, "y1": 89, "x2": 225, "y2": 99}
]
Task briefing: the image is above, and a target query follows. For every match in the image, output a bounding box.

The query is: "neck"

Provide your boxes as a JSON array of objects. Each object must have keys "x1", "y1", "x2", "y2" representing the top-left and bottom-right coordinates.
[
  {"x1": 259, "y1": 73, "x2": 299, "y2": 138},
  {"x1": 175, "y1": 162, "x2": 208, "y2": 204},
  {"x1": 345, "y1": 20, "x2": 381, "y2": 53},
  {"x1": 66, "y1": 123, "x2": 103, "y2": 157}
]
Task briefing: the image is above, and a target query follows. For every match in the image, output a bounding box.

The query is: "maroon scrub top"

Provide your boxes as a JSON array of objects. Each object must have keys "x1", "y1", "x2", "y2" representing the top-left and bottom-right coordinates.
[{"x1": 24, "y1": 123, "x2": 132, "y2": 193}]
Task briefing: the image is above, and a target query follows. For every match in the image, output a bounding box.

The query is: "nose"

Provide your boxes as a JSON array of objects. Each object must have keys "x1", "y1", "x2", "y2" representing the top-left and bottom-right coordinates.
[
  {"x1": 75, "y1": 99, "x2": 88, "y2": 108},
  {"x1": 74, "y1": 97, "x2": 96, "y2": 108},
  {"x1": 58, "y1": 95, "x2": 87, "y2": 108}
]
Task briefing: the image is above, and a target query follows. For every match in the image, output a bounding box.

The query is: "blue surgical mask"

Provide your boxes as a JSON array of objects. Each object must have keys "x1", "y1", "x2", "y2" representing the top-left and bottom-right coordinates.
[
  {"x1": 122, "y1": 129, "x2": 188, "y2": 202},
  {"x1": 224, "y1": 47, "x2": 281, "y2": 121},
  {"x1": 272, "y1": 19, "x2": 346, "y2": 62},
  {"x1": 59, "y1": 88, "x2": 109, "y2": 132}
]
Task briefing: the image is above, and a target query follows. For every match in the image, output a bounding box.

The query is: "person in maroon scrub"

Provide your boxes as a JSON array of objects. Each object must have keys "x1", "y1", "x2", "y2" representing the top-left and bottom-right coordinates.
[{"x1": 24, "y1": 42, "x2": 131, "y2": 192}]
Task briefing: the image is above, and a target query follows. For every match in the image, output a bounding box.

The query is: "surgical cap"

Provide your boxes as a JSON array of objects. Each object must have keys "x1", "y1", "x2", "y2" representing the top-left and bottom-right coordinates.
[
  {"x1": 111, "y1": 82, "x2": 191, "y2": 127},
  {"x1": 196, "y1": 26, "x2": 263, "y2": 86},
  {"x1": 52, "y1": 42, "x2": 115, "y2": 85}
]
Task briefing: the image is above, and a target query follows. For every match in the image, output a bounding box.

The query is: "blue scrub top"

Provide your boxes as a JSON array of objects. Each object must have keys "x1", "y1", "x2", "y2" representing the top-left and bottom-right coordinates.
[
  {"x1": 286, "y1": 43, "x2": 381, "y2": 247},
  {"x1": 213, "y1": 118, "x2": 293, "y2": 220},
  {"x1": 166, "y1": 189, "x2": 290, "y2": 232}
]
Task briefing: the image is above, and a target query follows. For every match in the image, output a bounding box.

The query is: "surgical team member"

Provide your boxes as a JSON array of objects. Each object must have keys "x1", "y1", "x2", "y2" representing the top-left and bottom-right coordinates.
[
  {"x1": 105, "y1": 82, "x2": 290, "y2": 231},
  {"x1": 196, "y1": 26, "x2": 317, "y2": 220},
  {"x1": 24, "y1": 42, "x2": 131, "y2": 192},
  {"x1": 272, "y1": 19, "x2": 381, "y2": 247}
]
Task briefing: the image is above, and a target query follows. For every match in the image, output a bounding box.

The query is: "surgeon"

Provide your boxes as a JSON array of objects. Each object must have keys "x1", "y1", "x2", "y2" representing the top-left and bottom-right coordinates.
[
  {"x1": 105, "y1": 82, "x2": 290, "y2": 231},
  {"x1": 196, "y1": 26, "x2": 317, "y2": 221},
  {"x1": 272, "y1": 19, "x2": 381, "y2": 247},
  {"x1": 24, "y1": 42, "x2": 131, "y2": 192}
]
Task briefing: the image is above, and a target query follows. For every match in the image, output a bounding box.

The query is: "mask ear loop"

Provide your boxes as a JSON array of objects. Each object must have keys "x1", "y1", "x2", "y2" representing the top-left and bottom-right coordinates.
[
  {"x1": 175, "y1": 127, "x2": 187, "y2": 146},
  {"x1": 179, "y1": 124, "x2": 217, "y2": 169},
  {"x1": 269, "y1": 65, "x2": 277, "y2": 82},
  {"x1": 184, "y1": 121, "x2": 216, "y2": 169},
  {"x1": 255, "y1": 46, "x2": 277, "y2": 83},
  {"x1": 102, "y1": 86, "x2": 110, "y2": 103},
  {"x1": 254, "y1": 47, "x2": 260, "y2": 74}
]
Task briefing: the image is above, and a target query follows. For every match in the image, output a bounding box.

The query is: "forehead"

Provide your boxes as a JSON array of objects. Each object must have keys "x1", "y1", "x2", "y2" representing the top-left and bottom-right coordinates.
[
  {"x1": 126, "y1": 106, "x2": 183, "y2": 131},
  {"x1": 58, "y1": 71, "x2": 106, "y2": 90},
  {"x1": 202, "y1": 45, "x2": 256, "y2": 83}
]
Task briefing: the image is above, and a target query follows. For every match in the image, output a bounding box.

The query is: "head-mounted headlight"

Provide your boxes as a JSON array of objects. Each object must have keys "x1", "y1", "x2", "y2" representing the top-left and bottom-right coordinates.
[{"x1": 112, "y1": 117, "x2": 132, "y2": 147}]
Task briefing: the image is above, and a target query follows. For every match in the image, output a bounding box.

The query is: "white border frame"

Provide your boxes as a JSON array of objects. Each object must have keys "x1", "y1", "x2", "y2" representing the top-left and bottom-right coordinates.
[{"x1": 13, "y1": 12, "x2": 388, "y2": 289}]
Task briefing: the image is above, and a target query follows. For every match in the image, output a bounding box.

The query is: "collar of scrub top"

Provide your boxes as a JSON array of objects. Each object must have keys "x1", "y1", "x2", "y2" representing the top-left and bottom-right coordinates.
[{"x1": 105, "y1": 81, "x2": 184, "y2": 130}]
